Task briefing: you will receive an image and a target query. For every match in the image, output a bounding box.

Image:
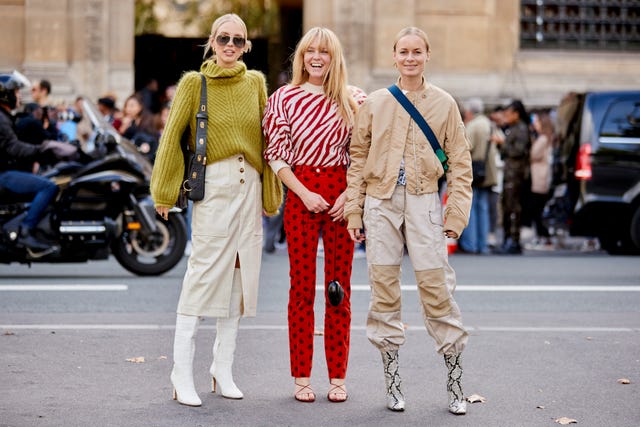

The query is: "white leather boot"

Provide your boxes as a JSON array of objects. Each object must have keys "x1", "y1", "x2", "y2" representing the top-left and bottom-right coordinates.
[
  {"x1": 210, "y1": 268, "x2": 243, "y2": 399},
  {"x1": 170, "y1": 314, "x2": 201, "y2": 406},
  {"x1": 444, "y1": 353, "x2": 467, "y2": 415}
]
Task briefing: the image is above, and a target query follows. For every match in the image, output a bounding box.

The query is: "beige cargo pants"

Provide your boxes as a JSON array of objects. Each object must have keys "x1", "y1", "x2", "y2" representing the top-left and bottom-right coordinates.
[{"x1": 363, "y1": 186, "x2": 468, "y2": 355}]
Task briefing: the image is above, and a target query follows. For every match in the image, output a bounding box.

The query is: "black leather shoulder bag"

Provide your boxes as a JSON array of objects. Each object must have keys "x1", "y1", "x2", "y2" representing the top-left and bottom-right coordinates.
[{"x1": 177, "y1": 73, "x2": 208, "y2": 208}]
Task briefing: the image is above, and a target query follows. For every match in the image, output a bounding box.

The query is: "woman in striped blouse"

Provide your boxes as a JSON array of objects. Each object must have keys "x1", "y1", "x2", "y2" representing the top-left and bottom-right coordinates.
[{"x1": 263, "y1": 27, "x2": 365, "y2": 404}]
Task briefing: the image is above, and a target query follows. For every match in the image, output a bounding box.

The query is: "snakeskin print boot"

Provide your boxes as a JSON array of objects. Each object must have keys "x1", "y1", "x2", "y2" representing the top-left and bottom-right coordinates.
[
  {"x1": 444, "y1": 353, "x2": 467, "y2": 415},
  {"x1": 381, "y1": 350, "x2": 405, "y2": 411}
]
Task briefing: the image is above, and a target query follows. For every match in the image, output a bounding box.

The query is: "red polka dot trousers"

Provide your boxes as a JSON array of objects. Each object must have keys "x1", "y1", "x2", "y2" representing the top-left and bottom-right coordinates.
[{"x1": 284, "y1": 165, "x2": 354, "y2": 379}]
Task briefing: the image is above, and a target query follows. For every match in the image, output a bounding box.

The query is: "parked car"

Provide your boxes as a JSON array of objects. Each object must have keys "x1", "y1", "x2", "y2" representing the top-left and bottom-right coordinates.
[{"x1": 545, "y1": 90, "x2": 640, "y2": 254}]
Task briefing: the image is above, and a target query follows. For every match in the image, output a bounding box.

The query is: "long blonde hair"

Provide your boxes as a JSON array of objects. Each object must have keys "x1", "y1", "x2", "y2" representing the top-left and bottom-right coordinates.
[
  {"x1": 203, "y1": 13, "x2": 252, "y2": 60},
  {"x1": 291, "y1": 27, "x2": 356, "y2": 124}
]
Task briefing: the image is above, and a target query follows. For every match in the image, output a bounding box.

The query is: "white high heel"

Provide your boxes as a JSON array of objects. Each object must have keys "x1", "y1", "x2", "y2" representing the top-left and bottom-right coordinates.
[
  {"x1": 170, "y1": 314, "x2": 202, "y2": 407},
  {"x1": 209, "y1": 268, "x2": 244, "y2": 399}
]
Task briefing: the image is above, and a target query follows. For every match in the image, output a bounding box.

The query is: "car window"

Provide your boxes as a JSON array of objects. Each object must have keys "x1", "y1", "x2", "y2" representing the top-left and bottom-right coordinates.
[{"x1": 600, "y1": 99, "x2": 640, "y2": 138}]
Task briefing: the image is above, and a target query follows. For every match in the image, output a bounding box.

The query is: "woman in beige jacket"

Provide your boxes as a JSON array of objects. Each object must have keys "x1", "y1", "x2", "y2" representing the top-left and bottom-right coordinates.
[{"x1": 344, "y1": 26, "x2": 472, "y2": 415}]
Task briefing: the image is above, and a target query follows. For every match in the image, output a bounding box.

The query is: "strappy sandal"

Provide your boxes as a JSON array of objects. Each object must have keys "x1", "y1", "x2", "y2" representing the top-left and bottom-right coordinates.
[
  {"x1": 327, "y1": 380, "x2": 348, "y2": 402},
  {"x1": 294, "y1": 381, "x2": 316, "y2": 402}
]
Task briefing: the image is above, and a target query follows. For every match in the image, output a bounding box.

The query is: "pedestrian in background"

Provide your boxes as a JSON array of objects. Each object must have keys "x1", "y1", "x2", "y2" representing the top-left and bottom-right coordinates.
[
  {"x1": 30, "y1": 79, "x2": 57, "y2": 140},
  {"x1": 97, "y1": 96, "x2": 122, "y2": 130},
  {"x1": 151, "y1": 13, "x2": 282, "y2": 407},
  {"x1": 118, "y1": 93, "x2": 161, "y2": 162},
  {"x1": 487, "y1": 106, "x2": 506, "y2": 247},
  {"x1": 263, "y1": 27, "x2": 365, "y2": 403},
  {"x1": 494, "y1": 99, "x2": 531, "y2": 254},
  {"x1": 344, "y1": 26, "x2": 471, "y2": 414},
  {"x1": 458, "y1": 97, "x2": 497, "y2": 254},
  {"x1": 526, "y1": 110, "x2": 554, "y2": 249}
]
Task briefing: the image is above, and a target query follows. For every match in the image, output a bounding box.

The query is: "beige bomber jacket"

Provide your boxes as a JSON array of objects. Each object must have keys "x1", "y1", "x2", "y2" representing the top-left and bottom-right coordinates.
[{"x1": 344, "y1": 80, "x2": 473, "y2": 237}]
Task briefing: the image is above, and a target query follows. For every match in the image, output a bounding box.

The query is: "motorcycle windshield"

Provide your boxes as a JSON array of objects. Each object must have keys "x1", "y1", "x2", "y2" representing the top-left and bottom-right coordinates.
[{"x1": 81, "y1": 98, "x2": 153, "y2": 180}]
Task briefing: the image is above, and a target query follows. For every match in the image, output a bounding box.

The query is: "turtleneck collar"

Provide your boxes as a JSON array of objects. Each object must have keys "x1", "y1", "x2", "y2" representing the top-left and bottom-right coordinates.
[{"x1": 200, "y1": 60, "x2": 247, "y2": 81}]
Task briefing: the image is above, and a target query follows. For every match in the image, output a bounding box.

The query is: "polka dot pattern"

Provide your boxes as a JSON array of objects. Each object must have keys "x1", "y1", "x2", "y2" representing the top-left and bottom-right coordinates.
[{"x1": 284, "y1": 165, "x2": 354, "y2": 379}]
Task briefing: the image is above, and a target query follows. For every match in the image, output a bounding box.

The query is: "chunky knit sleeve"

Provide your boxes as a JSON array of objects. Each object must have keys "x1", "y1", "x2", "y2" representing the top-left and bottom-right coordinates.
[
  {"x1": 252, "y1": 72, "x2": 283, "y2": 215},
  {"x1": 150, "y1": 72, "x2": 200, "y2": 208}
]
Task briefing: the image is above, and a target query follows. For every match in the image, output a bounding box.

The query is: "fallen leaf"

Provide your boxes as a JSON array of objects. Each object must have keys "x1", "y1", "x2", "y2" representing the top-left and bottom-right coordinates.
[
  {"x1": 554, "y1": 417, "x2": 578, "y2": 425},
  {"x1": 313, "y1": 329, "x2": 324, "y2": 336},
  {"x1": 126, "y1": 356, "x2": 145, "y2": 363},
  {"x1": 585, "y1": 336, "x2": 592, "y2": 341},
  {"x1": 617, "y1": 378, "x2": 631, "y2": 384},
  {"x1": 466, "y1": 394, "x2": 486, "y2": 403},
  {"x1": 158, "y1": 355, "x2": 167, "y2": 360},
  {"x1": 3, "y1": 331, "x2": 15, "y2": 336}
]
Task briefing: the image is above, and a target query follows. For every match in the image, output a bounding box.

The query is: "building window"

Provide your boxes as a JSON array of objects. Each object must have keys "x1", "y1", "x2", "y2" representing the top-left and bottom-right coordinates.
[{"x1": 521, "y1": 0, "x2": 640, "y2": 51}]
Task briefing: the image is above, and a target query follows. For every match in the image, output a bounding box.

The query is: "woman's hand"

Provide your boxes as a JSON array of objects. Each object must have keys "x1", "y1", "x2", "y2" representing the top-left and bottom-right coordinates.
[
  {"x1": 327, "y1": 191, "x2": 347, "y2": 222},
  {"x1": 276, "y1": 167, "x2": 328, "y2": 214},
  {"x1": 301, "y1": 190, "x2": 330, "y2": 214},
  {"x1": 348, "y1": 227, "x2": 366, "y2": 243},
  {"x1": 444, "y1": 229, "x2": 458, "y2": 239},
  {"x1": 156, "y1": 206, "x2": 170, "y2": 221}
]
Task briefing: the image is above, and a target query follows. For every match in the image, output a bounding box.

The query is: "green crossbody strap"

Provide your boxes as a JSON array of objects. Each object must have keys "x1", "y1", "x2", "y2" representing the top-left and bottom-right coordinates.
[{"x1": 387, "y1": 84, "x2": 448, "y2": 171}]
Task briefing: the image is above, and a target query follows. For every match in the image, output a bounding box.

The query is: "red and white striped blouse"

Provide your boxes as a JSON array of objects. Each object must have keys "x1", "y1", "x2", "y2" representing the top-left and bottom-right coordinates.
[{"x1": 263, "y1": 83, "x2": 366, "y2": 169}]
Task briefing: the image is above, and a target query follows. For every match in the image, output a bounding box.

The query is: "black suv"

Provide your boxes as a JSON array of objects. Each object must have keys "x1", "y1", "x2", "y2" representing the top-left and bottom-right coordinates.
[{"x1": 545, "y1": 90, "x2": 640, "y2": 254}]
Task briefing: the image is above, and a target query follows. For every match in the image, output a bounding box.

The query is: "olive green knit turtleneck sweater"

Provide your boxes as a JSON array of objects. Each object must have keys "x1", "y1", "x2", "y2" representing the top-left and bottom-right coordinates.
[{"x1": 151, "y1": 60, "x2": 282, "y2": 215}]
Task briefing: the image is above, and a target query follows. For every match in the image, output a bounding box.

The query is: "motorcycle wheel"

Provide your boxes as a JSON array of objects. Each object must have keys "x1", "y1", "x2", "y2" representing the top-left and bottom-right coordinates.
[{"x1": 111, "y1": 213, "x2": 187, "y2": 276}]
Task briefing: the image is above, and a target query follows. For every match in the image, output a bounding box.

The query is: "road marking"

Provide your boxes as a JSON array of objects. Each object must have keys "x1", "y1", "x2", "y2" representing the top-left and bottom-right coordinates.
[
  {"x1": 0, "y1": 284, "x2": 128, "y2": 291},
  {"x1": 1, "y1": 284, "x2": 637, "y2": 292},
  {"x1": 318, "y1": 285, "x2": 640, "y2": 292},
  {"x1": 1, "y1": 324, "x2": 638, "y2": 332}
]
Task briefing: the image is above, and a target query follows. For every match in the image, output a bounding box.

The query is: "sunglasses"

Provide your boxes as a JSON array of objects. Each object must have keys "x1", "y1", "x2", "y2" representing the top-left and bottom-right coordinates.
[{"x1": 215, "y1": 35, "x2": 246, "y2": 49}]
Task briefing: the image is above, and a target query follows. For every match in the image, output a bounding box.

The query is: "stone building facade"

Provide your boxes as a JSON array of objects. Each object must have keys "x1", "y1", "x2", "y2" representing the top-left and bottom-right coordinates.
[
  {"x1": 1, "y1": 0, "x2": 638, "y2": 109},
  {"x1": 0, "y1": 0, "x2": 134, "y2": 106},
  {"x1": 305, "y1": 0, "x2": 640, "y2": 107}
]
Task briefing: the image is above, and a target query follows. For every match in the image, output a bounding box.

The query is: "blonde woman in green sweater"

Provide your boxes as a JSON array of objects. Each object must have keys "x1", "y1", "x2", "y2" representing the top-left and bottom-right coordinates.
[{"x1": 151, "y1": 13, "x2": 282, "y2": 407}]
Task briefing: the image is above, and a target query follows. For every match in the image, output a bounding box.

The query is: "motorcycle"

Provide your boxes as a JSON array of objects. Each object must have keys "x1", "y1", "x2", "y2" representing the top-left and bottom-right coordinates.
[{"x1": 0, "y1": 99, "x2": 187, "y2": 276}]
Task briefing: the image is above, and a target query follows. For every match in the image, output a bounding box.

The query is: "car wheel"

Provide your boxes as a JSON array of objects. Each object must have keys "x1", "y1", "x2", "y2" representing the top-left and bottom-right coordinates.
[{"x1": 600, "y1": 225, "x2": 640, "y2": 256}]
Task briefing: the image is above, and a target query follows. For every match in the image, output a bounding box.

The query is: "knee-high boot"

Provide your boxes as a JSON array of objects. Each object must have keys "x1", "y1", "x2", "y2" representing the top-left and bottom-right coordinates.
[
  {"x1": 210, "y1": 268, "x2": 243, "y2": 399},
  {"x1": 171, "y1": 314, "x2": 201, "y2": 406},
  {"x1": 444, "y1": 353, "x2": 467, "y2": 415},
  {"x1": 381, "y1": 350, "x2": 405, "y2": 411}
]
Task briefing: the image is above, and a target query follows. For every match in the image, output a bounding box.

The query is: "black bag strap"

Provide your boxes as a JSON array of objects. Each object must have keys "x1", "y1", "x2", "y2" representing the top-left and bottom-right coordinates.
[
  {"x1": 182, "y1": 74, "x2": 208, "y2": 188},
  {"x1": 387, "y1": 84, "x2": 448, "y2": 171},
  {"x1": 193, "y1": 73, "x2": 208, "y2": 171}
]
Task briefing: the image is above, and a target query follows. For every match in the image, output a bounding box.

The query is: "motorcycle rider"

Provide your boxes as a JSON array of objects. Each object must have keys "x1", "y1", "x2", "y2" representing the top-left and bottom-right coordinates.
[{"x1": 0, "y1": 71, "x2": 59, "y2": 252}]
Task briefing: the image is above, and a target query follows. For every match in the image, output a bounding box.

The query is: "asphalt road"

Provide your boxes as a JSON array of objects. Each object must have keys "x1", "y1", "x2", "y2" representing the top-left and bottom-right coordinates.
[{"x1": 1, "y1": 246, "x2": 639, "y2": 427}]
